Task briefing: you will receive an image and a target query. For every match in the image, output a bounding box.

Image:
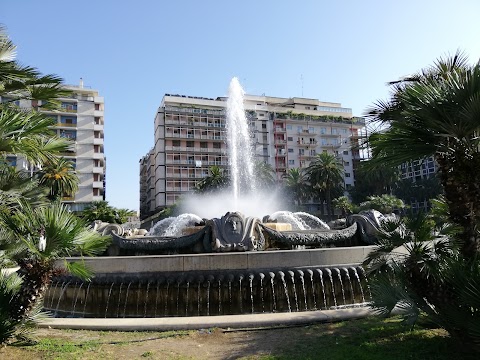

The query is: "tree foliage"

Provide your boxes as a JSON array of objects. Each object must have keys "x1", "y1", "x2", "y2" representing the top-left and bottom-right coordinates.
[
  {"x1": 305, "y1": 152, "x2": 344, "y2": 218},
  {"x1": 366, "y1": 51, "x2": 480, "y2": 258}
]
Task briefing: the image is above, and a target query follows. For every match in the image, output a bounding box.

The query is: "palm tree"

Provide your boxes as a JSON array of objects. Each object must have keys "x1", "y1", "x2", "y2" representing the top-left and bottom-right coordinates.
[
  {"x1": 38, "y1": 158, "x2": 78, "y2": 201},
  {"x1": 115, "y1": 208, "x2": 137, "y2": 224},
  {"x1": 332, "y1": 195, "x2": 353, "y2": 217},
  {"x1": 0, "y1": 202, "x2": 109, "y2": 342},
  {"x1": 81, "y1": 200, "x2": 117, "y2": 223},
  {"x1": 283, "y1": 168, "x2": 308, "y2": 208},
  {"x1": 0, "y1": 26, "x2": 71, "y2": 164},
  {"x1": 253, "y1": 160, "x2": 276, "y2": 189},
  {"x1": 364, "y1": 212, "x2": 480, "y2": 351},
  {"x1": 355, "y1": 160, "x2": 400, "y2": 196},
  {"x1": 306, "y1": 152, "x2": 344, "y2": 218},
  {"x1": 360, "y1": 194, "x2": 405, "y2": 214},
  {"x1": 0, "y1": 165, "x2": 48, "y2": 212},
  {"x1": 366, "y1": 52, "x2": 480, "y2": 258},
  {"x1": 195, "y1": 165, "x2": 229, "y2": 193}
]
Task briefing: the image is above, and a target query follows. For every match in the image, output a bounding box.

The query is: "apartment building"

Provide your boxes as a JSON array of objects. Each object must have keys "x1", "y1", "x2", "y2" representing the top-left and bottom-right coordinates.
[
  {"x1": 140, "y1": 93, "x2": 365, "y2": 219},
  {"x1": 2, "y1": 80, "x2": 106, "y2": 212}
]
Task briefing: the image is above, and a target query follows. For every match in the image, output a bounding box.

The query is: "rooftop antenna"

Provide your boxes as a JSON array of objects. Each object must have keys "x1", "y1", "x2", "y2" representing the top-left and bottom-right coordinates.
[
  {"x1": 300, "y1": 74, "x2": 304, "y2": 97},
  {"x1": 79, "y1": 77, "x2": 84, "y2": 88}
]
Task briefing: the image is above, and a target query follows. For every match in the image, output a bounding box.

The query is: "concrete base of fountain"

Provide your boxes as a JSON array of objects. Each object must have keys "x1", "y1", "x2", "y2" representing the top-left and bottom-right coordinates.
[{"x1": 44, "y1": 246, "x2": 374, "y2": 318}]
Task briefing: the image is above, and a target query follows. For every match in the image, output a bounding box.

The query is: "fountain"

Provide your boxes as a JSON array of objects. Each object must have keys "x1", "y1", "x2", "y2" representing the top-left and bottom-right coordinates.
[{"x1": 44, "y1": 78, "x2": 377, "y2": 318}]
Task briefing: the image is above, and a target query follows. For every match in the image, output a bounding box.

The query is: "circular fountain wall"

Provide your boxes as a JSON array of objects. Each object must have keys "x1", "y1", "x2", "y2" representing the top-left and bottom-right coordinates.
[{"x1": 45, "y1": 246, "x2": 373, "y2": 318}]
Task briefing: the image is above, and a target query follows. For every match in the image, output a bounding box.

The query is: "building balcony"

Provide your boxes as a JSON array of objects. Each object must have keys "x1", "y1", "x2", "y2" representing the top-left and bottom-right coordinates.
[
  {"x1": 93, "y1": 181, "x2": 103, "y2": 188},
  {"x1": 93, "y1": 124, "x2": 103, "y2": 131},
  {"x1": 321, "y1": 133, "x2": 341, "y2": 137},
  {"x1": 56, "y1": 123, "x2": 77, "y2": 128},
  {"x1": 275, "y1": 163, "x2": 287, "y2": 170},
  {"x1": 92, "y1": 152, "x2": 104, "y2": 159},
  {"x1": 93, "y1": 137, "x2": 104, "y2": 145},
  {"x1": 297, "y1": 141, "x2": 317, "y2": 147},
  {"x1": 61, "y1": 196, "x2": 75, "y2": 202},
  {"x1": 297, "y1": 130, "x2": 316, "y2": 136},
  {"x1": 93, "y1": 166, "x2": 104, "y2": 173},
  {"x1": 59, "y1": 151, "x2": 76, "y2": 157},
  {"x1": 274, "y1": 140, "x2": 286, "y2": 146},
  {"x1": 274, "y1": 127, "x2": 286, "y2": 133}
]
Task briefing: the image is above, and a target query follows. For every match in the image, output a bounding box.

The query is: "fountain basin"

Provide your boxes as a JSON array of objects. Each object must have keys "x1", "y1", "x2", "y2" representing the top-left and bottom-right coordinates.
[{"x1": 44, "y1": 246, "x2": 374, "y2": 318}]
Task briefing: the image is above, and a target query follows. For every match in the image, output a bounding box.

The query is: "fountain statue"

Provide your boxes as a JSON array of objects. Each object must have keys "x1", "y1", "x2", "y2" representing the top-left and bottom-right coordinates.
[{"x1": 44, "y1": 78, "x2": 379, "y2": 319}]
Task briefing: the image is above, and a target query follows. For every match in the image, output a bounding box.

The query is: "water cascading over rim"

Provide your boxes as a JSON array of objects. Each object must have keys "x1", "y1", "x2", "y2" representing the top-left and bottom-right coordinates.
[{"x1": 44, "y1": 265, "x2": 370, "y2": 318}]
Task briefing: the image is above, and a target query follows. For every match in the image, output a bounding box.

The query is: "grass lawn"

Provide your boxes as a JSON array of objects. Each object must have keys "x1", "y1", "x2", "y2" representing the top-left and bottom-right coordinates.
[{"x1": 0, "y1": 316, "x2": 477, "y2": 359}]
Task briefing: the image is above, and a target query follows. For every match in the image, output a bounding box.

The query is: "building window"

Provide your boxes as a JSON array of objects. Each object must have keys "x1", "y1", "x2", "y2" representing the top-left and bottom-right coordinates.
[
  {"x1": 59, "y1": 130, "x2": 76, "y2": 140},
  {"x1": 287, "y1": 137, "x2": 293, "y2": 141},
  {"x1": 94, "y1": 103, "x2": 100, "y2": 111},
  {"x1": 172, "y1": 140, "x2": 180, "y2": 147},
  {"x1": 288, "y1": 148, "x2": 294, "y2": 153},
  {"x1": 213, "y1": 143, "x2": 221, "y2": 149},
  {"x1": 343, "y1": 150, "x2": 349, "y2": 155},
  {"x1": 61, "y1": 102, "x2": 77, "y2": 112},
  {"x1": 299, "y1": 149, "x2": 304, "y2": 155},
  {"x1": 345, "y1": 173, "x2": 351, "y2": 178},
  {"x1": 308, "y1": 127, "x2": 315, "y2": 133},
  {"x1": 286, "y1": 125, "x2": 292, "y2": 130},
  {"x1": 288, "y1": 160, "x2": 295, "y2": 165},
  {"x1": 305, "y1": 106, "x2": 310, "y2": 110},
  {"x1": 262, "y1": 123, "x2": 267, "y2": 129},
  {"x1": 186, "y1": 141, "x2": 194, "y2": 148},
  {"x1": 320, "y1": 127, "x2": 326, "y2": 135},
  {"x1": 259, "y1": 113, "x2": 264, "y2": 117},
  {"x1": 200, "y1": 142, "x2": 208, "y2": 148},
  {"x1": 60, "y1": 116, "x2": 77, "y2": 126}
]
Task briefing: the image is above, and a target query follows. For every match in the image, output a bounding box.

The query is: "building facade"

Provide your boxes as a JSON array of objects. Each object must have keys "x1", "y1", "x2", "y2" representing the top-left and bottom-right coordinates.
[
  {"x1": 2, "y1": 81, "x2": 106, "y2": 212},
  {"x1": 140, "y1": 93, "x2": 365, "y2": 219}
]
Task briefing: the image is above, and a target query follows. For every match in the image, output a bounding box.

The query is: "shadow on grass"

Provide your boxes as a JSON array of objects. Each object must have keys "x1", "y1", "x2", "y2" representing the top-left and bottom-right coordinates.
[{"x1": 222, "y1": 317, "x2": 478, "y2": 360}]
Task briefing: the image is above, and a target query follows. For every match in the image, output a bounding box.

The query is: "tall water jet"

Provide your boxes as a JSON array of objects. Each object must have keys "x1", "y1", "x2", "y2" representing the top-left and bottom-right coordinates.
[{"x1": 226, "y1": 77, "x2": 257, "y2": 209}]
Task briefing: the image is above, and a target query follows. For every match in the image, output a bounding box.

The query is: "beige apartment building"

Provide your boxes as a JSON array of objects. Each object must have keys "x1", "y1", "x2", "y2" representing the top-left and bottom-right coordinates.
[
  {"x1": 2, "y1": 81, "x2": 106, "y2": 212},
  {"x1": 140, "y1": 93, "x2": 365, "y2": 220}
]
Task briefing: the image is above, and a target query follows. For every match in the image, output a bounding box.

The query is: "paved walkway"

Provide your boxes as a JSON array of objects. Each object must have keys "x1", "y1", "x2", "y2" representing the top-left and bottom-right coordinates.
[{"x1": 39, "y1": 307, "x2": 374, "y2": 331}]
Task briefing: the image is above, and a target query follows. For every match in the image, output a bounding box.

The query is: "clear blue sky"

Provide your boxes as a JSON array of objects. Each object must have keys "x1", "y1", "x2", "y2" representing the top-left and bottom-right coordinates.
[{"x1": 3, "y1": 0, "x2": 480, "y2": 211}]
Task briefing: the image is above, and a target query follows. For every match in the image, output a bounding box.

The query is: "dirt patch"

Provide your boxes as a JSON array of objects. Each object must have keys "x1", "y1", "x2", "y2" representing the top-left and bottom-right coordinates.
[{"x1": 2, "y1": 326, "x2": 304, "y2": 360}]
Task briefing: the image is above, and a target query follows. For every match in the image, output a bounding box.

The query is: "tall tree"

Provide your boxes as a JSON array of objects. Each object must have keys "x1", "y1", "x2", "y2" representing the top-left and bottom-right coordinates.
[
  {"x1": 306, "y1": 152, "x2": 344, "y2": 218},
  {"x1": 283, "y1": 167, "x2": 308, "y2": 209},
  {"x1": 253, "y1": 160, "x2": 276, "y2": 189},
  {"x1": 195, "y1": 165, "x2": 229, "y2": 193},
  {"x1": 366, "y1": 52, "x2": 480, "y2": 258},
  {"x1": 38, "y1": 158, "x2": 78, "y2": 201}
]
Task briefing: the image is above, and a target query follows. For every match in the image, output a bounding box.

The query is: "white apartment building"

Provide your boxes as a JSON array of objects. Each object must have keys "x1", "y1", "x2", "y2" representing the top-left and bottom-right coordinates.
[
  {"x1": 2, "y1": 81, "x2": 106, "y2": 212},
  {"x1": 140, "y1": 93, "x2": 365, "y2": 219}
]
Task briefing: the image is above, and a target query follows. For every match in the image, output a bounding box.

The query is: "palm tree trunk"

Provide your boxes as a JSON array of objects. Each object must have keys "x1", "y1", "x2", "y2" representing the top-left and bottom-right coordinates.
[
  {"x1": 10, "y1": 258, "x2": 55, "y2": 322},
  {"x1": 326, "y1": 190, "x2": 333, "y2": 221},
  {"x1": 436, "y1": 151, "x2": 480, "y2": 258}
]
